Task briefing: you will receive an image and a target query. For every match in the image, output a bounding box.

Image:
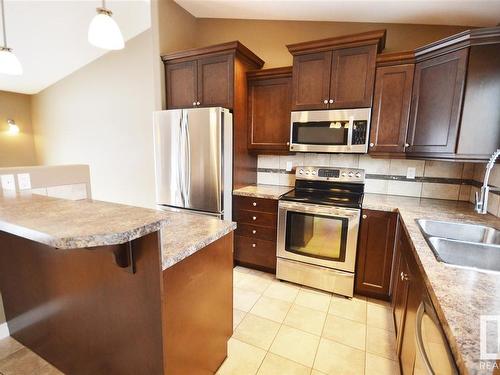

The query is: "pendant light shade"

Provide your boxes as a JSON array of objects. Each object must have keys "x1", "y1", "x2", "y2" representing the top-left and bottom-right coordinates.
[
  {"x1": 0, "y1": 0, "x2": 22, "y2": 75},
  {"x1": 0, "y1": 47, "x2": 22, "y2": 75},
  {"x1": 88, "y1": 5, "x2": 124, "y2": 50}
]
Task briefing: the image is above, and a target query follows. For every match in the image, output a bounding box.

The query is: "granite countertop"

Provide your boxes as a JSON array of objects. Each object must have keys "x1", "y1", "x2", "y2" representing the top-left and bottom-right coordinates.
[
  {"x1": 160, "y1": 210, "x2": 236, "y2": 270},
  {"x1": 0, "y1": 191, "x2": 170, "y2": 249},
  {"x1": 233, "y1": 184, "x2": 293, "y2": 199},
  {"x1": 363, "y1": 194, "x2": 500, "y2": 375}
]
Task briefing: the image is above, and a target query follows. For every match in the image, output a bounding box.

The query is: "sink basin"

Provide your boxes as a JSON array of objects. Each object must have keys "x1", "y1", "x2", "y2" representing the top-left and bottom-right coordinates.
[
  {"x1": 417, "y1": 219, "x2": 500, "y2": 245},
  {"x1": 428, "y1": 237, "x2": 500, "y2": 273}
]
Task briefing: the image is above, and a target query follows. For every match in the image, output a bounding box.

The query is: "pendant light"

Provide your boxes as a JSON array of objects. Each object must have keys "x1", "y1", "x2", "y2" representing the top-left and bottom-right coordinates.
[
  {"x1": 0, "y1": 0, "x2": 22, "y2": 75},
  {"x1": 88, "y1": 0, "x2": 124, "y2": 50}
]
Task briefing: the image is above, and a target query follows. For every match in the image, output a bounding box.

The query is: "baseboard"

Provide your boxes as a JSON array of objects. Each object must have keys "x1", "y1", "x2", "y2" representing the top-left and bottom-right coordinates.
[{"x1": 0, "y1": 322, "x2": 10, "y2": 339}]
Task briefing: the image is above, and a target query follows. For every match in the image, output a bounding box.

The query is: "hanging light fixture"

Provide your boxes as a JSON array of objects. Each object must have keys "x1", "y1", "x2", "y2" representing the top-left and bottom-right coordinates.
[
  {"x1": 88, "y1": 0, "x2": 124, "y2": 50},
  {"x1": 0, "y1": 0, "x2": 22, "y2": 75}
]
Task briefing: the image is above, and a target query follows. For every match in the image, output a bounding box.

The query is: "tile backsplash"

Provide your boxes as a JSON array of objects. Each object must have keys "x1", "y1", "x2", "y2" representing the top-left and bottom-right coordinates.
[{"x1": 257, "y1": 154, "x2": 500, "y2": 217}]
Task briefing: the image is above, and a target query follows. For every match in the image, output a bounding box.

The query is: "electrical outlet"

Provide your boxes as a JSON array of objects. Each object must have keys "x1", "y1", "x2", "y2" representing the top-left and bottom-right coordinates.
[
  {"x1": 17, "y1": 173, "x2": 31, "y2": 190},
  {"x1": 406, "y1": 167, "x2": 416, "y2": 179},
  {"x1": 1, "y1": 174, "x2": 16, "y2": 190},
  {"x1": 286, "y1": 161, "x2": 293, "y2": 172}
]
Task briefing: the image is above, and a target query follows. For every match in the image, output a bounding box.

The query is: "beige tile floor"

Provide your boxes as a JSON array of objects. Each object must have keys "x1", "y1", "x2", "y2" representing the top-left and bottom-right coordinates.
[
  {"x1": 218, "y1": 266, "x2": 400, "y2": 375},
  {"x1": 0, "y1": 266, "x2": 400, "y2": 375}
]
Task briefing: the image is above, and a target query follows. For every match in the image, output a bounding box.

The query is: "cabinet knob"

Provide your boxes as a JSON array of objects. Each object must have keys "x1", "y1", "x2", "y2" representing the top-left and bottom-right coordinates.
[
  {"x1": 323, "y1": 99, "x2": 328, "y2": 104},
  {"x1": 252, "y1": 202, "x2": 257, "y2": 207},
  {"x1": 329, "y1": 99, "x2": 334, "y2": 104},
  {"x1": 369, "y1": 143, "x2": 374, "y2": 147},
  {"x1": 192, "y1": 102, "x2": 196, "y2": 106},
  {"x1": 252, "y1": 230, "x2": 257, "y2": 234},
  {"x1": 252, "y1": 243, "x2": 256, "y2": 248},
  {"x1": 400, "y1": 272, "x2": 409, "y2": 281},
  {"x1": 362, "y1": 214, "x2": 367, "y2": 219},
  {"x1": 405, "y1": 143, "x2": 410, "y2": 147},
  {"x1": 252, "y1": 216, "x2": 257, "y2": 221},
  {"x1": 286, "y1": 142, "x2": 290, "y2": 146},
  {"x1": 196, "y1": 101, "x2": 201, "y2": 106}
]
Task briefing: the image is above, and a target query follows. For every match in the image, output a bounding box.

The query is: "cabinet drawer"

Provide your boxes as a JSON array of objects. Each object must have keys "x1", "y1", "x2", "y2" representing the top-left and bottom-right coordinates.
[
  {"x1": 233, "y1": 196, "x2": 278, "y2": 214},
  {"x1": 234, "y1": 209, "x2": 277, "y2": 228},
  {"x1": 235, "y1": 223, "x2": 277, "y2": 242},
  {"x1": 234, "y1": 235, "x2": 277, "y2": 271}
]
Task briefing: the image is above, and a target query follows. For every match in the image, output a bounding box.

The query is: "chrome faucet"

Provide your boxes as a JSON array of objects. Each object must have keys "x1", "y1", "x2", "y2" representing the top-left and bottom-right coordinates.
[{"x1": 475, "y1": 149, "x2": 500, "y2": 214}]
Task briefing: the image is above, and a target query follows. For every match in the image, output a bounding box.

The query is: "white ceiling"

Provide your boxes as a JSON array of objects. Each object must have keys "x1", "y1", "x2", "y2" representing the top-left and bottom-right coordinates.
[
  {"x1": 175, "y1": 0, "x2": 500, "y2": 27},
  {"x1": 0, "y1": 0, "x2": 150, "y2": 94}
]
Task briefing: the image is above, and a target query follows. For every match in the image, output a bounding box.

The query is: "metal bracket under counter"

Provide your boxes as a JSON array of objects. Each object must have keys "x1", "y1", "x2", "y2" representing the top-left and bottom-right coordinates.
[{"x1": 112, "y1": 241, "x2": 135, "y2": 274}]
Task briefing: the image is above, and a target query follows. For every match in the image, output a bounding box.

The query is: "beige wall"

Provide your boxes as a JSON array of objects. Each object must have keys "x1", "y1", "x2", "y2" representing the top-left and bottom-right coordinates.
[
  {"x1": 158, "y1": 16, "x2": 469, "y2": 67},
  {"x1": 0, "y1": 91, "x2": 37, "y2": 167},
  {"x1": 32, "y1": 30, "x2": 157, "y2": 209}
]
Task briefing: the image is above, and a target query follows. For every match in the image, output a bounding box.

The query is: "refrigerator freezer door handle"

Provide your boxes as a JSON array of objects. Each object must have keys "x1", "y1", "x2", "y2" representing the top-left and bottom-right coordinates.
[
  {"x1": 184, "y1": 111, "x2": 191, "y2": 206},
  {"x1": 178, "y1": 110, "x2": 186, "y2": 206}
]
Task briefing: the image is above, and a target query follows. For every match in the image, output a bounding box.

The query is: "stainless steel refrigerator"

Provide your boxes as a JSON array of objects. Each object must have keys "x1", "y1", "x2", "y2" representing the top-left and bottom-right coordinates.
[{"x1": 153, "y1": 107, "x2": 233, "y2": 220}]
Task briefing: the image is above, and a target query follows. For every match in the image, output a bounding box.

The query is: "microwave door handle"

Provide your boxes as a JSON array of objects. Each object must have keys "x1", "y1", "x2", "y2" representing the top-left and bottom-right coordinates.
[{"x1": 347, "y1": 117, "x2": 354, "y2": 146}]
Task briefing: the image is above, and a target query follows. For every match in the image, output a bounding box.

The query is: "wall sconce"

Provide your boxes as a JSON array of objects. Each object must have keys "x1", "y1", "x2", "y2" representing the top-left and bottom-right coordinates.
[{"x1": 7, "y1": 119, "x2": 19, "y2": 135}]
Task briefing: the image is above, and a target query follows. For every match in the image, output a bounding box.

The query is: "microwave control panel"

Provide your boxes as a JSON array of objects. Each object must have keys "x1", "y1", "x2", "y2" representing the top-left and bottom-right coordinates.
[{"x1": 352, "y1": 121, "x2": 368, "y2": 145}]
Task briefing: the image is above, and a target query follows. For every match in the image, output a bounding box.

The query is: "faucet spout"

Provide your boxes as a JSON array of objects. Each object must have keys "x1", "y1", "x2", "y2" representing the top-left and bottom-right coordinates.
[{"x1": 475, "y1": 149, "x2": 500, "y2": 214}]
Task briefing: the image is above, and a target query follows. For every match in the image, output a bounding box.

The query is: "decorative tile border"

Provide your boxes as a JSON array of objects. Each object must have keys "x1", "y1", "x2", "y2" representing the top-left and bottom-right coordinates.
[{"x1": 256, "y1": 168, "x2": 500, "y2": 196}]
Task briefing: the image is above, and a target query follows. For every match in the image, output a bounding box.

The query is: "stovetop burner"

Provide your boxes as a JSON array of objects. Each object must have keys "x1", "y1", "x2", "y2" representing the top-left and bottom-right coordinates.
[{"x1": 281, "y1": 166, "x2": 365, "y2": 209}]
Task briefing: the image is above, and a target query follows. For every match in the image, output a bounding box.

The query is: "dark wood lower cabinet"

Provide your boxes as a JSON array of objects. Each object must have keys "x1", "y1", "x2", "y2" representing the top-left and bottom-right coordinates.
[
  {"x1": 233, "y1": 195, "x2": 278, "y2": 272},
  {"x1": 0, "y1": 230, "x2": 234, "y2": 375},
  {"x1": 355, "y1": 209, "x2": 398, "y2": 300}
]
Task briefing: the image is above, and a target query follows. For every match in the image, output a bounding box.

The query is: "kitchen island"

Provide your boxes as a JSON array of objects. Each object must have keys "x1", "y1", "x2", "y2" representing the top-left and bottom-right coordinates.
[{"x1": 0, "y1": 191, "x2": 236, "y2": 375}]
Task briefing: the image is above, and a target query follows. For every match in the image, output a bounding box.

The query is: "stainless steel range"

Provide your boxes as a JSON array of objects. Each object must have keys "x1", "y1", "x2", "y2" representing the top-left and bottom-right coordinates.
[{"x1": 277, "y1": 166, "x2": 365, "y2": 297}]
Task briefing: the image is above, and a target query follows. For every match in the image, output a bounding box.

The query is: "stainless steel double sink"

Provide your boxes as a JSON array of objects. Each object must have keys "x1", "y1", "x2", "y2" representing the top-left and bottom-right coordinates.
[{"x1": 417, "y1": 219, "x2": 500, "y2": 273}]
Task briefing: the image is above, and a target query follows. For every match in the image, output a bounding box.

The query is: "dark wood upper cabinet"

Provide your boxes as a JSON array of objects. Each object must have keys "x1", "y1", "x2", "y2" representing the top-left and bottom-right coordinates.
[
  {"x1": 197, "y1": 54, "x2": 234, "y2": 108},
  {"x1": 291, "y1": 51, "x2": 332, "y2": 110},
  {"x1": 369, "y1": 52, "x2": 415, "y2": 155},
  {"x1": 406, "y1": 48, "x2": 468, "y2": 155},
  {"x1": 162, "y1": 41, "x2": 264, "y2": 111},
  {"x1": 330, "y1": 45, "x2": 377, "y2": 108},
  {"x1": 165, "y1": 60, "x2": 198, "y2": 109},
  {"x1": 247, "y1": 67, "x2": 293, "y2": 152},
  {"x1": 355, "y1": 209, "x2": 398, "y2": 300},
  {"x1": 287, "y1": 30, "x2": 386, "y2": 111}
]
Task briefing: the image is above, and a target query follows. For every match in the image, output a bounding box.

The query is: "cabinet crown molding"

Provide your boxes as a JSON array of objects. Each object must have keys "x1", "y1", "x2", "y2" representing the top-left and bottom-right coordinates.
[
  {"x1": 286, "y1": 29, "x2": 386, "y2": 55},
  {"x1": 161, "y1": 40, "x2": 265, "y2": 68},
  {"x1": 415, "y1": 26, "x2": 500, "y2": 61},
  {"x1": 247, "y1": 66, "x2": 293, "y2": 80},
  {"x1": 376, "y1": 51, "x2": 415, "y2": 66}
]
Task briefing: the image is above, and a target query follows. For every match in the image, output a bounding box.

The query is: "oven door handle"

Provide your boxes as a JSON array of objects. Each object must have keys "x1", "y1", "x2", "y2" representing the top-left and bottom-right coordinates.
[{"x1": 279, "y1": 201, "x2": 360, "y2": 219}]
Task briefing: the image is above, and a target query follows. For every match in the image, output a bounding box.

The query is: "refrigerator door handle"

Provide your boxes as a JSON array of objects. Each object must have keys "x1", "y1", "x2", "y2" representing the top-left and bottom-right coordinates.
[
  {"x1": 184, "y1": 111, "x2": 192, "y2": 206},
  {"x1": 178, "y1": 110, "x2": 186, "y2": 206}
]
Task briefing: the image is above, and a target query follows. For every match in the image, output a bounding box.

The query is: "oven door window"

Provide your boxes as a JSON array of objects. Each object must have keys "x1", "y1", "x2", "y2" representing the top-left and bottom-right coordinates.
[
  {"x1": 285, "y1": 211, "x2": 348, "y2": 262},
  {"x1": 291, "y1": 121, "x2": 349, "y2": 145}
]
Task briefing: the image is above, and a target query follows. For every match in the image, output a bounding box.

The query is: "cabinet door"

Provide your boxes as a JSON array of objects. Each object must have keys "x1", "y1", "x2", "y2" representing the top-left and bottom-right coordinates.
[
  {"x1": 355, "y1": 210, "x2": 398, "y2": 299},
  {"x1": 369, "y1": 64, "x2": 414, "y2": 154},
  {"x1": 406, "y1": 48, "x2": 468, "y2": 154},
  {"x1": 291, "y1": 51, "x2": 332, "y2": 110},
  {"x1": 165, "y1": 60, "x2": 198, "y2": 109},
  {"x1": 392, "y1": 230, "x2": 410, "y2": 350},
  {"x1": 330, "y1": 45, "x2": 377, "y2": 108},
  {"x1": 197, "y1": 54, "x2": 234, "y2": 109},
  {"x1": 248, "y1": 75, "x2": 292, "y2": 152}
]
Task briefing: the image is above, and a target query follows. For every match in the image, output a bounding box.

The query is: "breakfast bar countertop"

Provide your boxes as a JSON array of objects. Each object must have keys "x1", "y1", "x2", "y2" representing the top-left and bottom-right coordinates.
[
  {"x1": 0, "y1": 191, "x2": 170, "y2": 249},
  {"x1": 363, "y1": 193, "x2": 500, "y2": 375},
  {"x1": 233, "y1": 184, "x2": 293, "y2": 200}
]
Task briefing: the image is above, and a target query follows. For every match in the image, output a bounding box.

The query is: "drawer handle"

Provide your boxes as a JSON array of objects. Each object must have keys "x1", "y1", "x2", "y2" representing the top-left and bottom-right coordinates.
[
  {"x1": 252, "y1": 230, "x2": 257, "y2": 234},
  {"x1": 252, "y1": 202, "x2": 257, "y2": 207},
  {"x1": 252, "y1": 216, "x2": 257, "y2": 221},
  {"x1": 252, "y1": 243, "x2": 256, "y2": 248}
]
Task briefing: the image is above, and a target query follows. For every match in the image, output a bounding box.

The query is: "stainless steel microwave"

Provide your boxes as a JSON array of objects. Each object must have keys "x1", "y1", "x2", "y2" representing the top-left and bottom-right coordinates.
[{"x1": 289, "y1": 108, "x2": 371, "y2": 153}]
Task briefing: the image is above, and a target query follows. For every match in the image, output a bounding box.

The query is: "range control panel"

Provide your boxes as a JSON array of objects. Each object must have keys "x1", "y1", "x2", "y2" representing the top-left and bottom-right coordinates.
[{"x1": 295, "y1": 166, "x2": 365, "y2": 183}]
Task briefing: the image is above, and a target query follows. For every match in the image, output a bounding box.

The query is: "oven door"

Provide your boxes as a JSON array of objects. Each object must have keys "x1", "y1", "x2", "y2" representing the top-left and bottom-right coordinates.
[{"x1": 277, "y1": 200, "x2": 360, "y2": 272}]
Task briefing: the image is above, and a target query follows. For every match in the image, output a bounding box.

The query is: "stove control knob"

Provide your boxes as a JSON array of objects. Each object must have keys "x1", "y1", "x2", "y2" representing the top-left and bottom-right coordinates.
[
  {"x1": 312, "y1": 170, "x2": 317, "y2": 175},
  {"x1": 299, "y1": 169, "x2": 304, "y2": 174},
  {"x1": 341, "y1": 172, "x2": 347, "y2": 177},
  {"x1": 305, "y1": 170, "x2": 310, "y2": 175},
  {"x1": 355, "y1": 172, "x2": 361, "y2": 178},
  {"x1": 348, "y1": 171, "x2": 354, "y2": 177}
]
